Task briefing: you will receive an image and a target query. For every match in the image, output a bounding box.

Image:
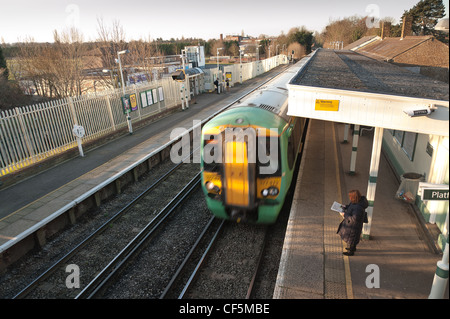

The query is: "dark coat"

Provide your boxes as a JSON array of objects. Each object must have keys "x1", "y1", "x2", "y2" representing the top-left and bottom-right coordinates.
[{"x1": 337, "y1": 196, "x2": 368, "y2": 247}]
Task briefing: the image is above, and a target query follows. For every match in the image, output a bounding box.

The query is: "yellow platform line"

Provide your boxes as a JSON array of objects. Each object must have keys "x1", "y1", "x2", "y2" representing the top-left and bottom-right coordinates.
[{"x1": 332, "y1": 122, "x2": 354, "y2": 299}]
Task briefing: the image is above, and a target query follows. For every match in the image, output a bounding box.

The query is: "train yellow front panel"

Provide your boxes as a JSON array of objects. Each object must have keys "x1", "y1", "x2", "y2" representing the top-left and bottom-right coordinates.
[
  {"x1": 257, "y1": 177, "x2": 282, "y2": 199},
  {"x1": 224, "y1": 141, "x2": 249, "y2": 207}
]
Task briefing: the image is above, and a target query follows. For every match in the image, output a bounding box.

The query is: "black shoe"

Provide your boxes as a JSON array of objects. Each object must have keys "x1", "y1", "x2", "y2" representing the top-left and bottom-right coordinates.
[
  {"x1": 343, "y1": 251, "x2": 354, "y2": 256},
  {"x1": 345, "y1": 247, "x2": 356, "y2": 251}
]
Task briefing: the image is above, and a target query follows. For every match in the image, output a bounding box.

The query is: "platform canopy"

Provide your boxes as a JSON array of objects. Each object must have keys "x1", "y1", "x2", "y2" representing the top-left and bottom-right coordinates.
[{"x1": 287, "y1": 49, "x2": 449, "y2": 137}]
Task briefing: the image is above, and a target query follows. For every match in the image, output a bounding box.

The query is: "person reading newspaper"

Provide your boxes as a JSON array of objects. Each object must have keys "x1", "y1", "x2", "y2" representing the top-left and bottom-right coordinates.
[{"x1": 336, "y1": 190, "x2": 368, "y2": 256}]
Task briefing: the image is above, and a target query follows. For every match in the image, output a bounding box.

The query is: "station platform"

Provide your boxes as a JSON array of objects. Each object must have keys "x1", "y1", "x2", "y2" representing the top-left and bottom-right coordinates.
[{"x1": 273, "y1": 119, "x2": 448, "y2": 299}]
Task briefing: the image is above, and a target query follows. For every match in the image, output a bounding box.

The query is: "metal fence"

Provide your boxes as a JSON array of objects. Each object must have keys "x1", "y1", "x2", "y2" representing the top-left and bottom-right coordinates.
[
  {"x1": 203, "y1": 55, "x2": 289, "y2": 90},
  {"x1": 0, "y1": 54, "x2": 288, "y2": 177},
  {"x1": 0, "y1": 78, "x2": 181, "y2": 176},
  {"x1": 224, "y1": 55, "x2": 289, "y2": 84}
]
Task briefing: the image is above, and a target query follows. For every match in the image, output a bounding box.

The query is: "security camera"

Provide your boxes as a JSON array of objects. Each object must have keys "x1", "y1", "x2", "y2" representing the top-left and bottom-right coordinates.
[{"x1": 403, "y1": 104, "x2": 437, "y2": 117}]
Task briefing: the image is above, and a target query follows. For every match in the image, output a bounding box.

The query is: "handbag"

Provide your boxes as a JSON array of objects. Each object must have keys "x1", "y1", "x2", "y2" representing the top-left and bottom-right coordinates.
[{"x1": 363, "y1": 211, "x2": 368, "y2": 223}]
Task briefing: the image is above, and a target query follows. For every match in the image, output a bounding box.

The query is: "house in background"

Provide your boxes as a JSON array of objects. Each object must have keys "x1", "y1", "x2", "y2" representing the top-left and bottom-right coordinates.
[{"x1": 345, "y1": 17, "x2": 449, "y2": 83}]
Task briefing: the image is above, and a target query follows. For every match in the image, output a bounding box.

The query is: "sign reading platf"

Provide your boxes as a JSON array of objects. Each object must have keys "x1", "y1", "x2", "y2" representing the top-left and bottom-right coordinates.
[{"x1": 419, "y1": 182, "x2": 449, "y2": 201}]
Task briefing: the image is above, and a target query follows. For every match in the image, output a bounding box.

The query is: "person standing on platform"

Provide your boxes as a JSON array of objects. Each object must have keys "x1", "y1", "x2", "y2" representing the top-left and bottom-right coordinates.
[
  {"x1": 337, "y1": 189, "x2": 368, "y2": 256},
  {"x1": 214, "y1": 79, "x2": 219, "y2": 94}
]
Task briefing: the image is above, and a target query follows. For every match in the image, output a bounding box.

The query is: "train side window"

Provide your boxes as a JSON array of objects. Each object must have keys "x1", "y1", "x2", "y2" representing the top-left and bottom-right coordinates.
[
  {"x1": 288, "y1": 134, "x2": 295, "y2": 169},
  {"x1": 287, "y1": 120, "x2": 301, "y2": 169}
]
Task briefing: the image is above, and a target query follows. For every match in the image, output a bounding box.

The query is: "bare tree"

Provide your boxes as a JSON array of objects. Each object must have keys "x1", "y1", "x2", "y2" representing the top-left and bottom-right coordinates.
[
  {"x1": 321, "y1": 16, "x2": 369, "y2": 48},
  {"x1": 14, "y1": 28, "x2": 92, "y2": 99},
  {"x1": 96, "y1": 18, "x2": 128, "y2": 88},
  {"x1": 52, "y1": 27, "x2": 91, "y2": 96}
]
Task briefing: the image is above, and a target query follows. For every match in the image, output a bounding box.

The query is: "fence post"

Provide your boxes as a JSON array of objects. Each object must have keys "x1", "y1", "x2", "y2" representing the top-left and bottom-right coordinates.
[
  {"x1": 14, "y1": 107, "x2": 36, "y2": 164},
  {"x1": 105, "y1": 96, "x2": 116, "y2": 131},
  {"x1": 134, "y1": 84, "x2": 142, "y2": 120},
  {"x1": 67, "y1": 97, "x2": 78, "y2": 126},
  {"x1": 180, "y1": 82, "x2": 185, "y2": 110}
]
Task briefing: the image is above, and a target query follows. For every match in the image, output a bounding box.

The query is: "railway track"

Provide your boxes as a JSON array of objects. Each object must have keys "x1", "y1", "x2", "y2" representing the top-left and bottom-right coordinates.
[
  {"x1": 177, "y1": 222, "x2": 270, "y2": 299},
  {"x1": 13, "y1": 155, "x2": 201, "y2": 299},
  {"x1": 76, "y1": 173, "x2": 202, "y2": 298}
]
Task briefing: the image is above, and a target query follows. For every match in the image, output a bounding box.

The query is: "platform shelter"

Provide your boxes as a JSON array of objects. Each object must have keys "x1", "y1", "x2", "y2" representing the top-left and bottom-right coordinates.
[{"x1": 286, "y1": 49, "x2": 449, "y2": 297}]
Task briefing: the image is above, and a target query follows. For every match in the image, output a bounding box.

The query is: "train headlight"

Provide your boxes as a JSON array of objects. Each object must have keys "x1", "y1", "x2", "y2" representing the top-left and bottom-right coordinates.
[
  {"x1": 261, "y1": 187, "x2": 279, "y2": 197},
  {"x1": 205, "y1": 181, "x2": 220, "y2": 193}
]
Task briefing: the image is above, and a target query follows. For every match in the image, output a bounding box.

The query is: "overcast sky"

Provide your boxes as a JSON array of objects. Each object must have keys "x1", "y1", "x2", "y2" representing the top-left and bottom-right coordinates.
[{"x1": 1, "y1": 0, "x2": 449, "y2": 43}]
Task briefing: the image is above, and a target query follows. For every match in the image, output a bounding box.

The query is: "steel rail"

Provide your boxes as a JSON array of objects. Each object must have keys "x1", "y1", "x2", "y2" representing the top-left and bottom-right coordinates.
[
  {"x1": 12, "y1": 150, "x2": 196, "y2": 299},
  {"x1": 246, "y1": 227, "x2": 269, "y2": 299},
  {"x1": 76, "y1": 172, "x2": 202, "y2": 299},
  {"x1": 177, "y1": 219, "x2": 225, "y2": 299},
  {"x1": 159, "y1": 215, "x2": 217, "y2": 299}
]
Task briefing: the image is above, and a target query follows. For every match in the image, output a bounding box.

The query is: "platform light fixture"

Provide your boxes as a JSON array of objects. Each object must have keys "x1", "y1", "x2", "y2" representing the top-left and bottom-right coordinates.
[
  {"x1": 403, "y1": 104, "x2": 437, "y2": 117},
  {"x1": 217, "y1": 47, "x2": 223, "y2": 73},
  {"x1": 239, "y1": 46, "x2": 244, "y2": 84}
]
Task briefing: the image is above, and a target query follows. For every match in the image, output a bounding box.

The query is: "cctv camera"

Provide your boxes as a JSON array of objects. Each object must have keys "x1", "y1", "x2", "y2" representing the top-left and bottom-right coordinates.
[{"x1": 403, "y1": 104, "x2": 437, "y2": 117}]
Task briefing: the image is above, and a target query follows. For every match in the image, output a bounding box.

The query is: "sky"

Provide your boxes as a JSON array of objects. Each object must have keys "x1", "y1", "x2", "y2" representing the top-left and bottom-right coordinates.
[{"x1": 1, "y1": 0, "x2": 449, "y2": 43}]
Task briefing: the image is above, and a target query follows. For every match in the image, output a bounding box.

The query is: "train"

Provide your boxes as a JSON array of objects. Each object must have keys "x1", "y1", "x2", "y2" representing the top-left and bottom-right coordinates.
[{"x1": 200, "y1": 59, "x2": 308, "y2": 224}]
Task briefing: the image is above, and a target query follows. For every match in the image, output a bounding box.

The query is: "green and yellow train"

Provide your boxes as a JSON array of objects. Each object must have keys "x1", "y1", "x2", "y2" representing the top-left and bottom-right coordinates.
[{"x1": 200, "y1": 61, "x2": 308, "y2": 224}]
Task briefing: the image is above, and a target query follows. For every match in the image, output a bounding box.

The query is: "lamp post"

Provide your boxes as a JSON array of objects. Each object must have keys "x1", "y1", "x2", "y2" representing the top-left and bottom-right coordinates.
[
  {"x1": 256, "y1": 45, "x2": 261, "y2": 74},
  {"x1": 181, "y1": 49, "x2": 189, "y2": 110},
  {"x1": 216, "y1": 47, "x2": 223, "y2": 73},
  {"x1": 117, "y1": 49, "x2": 132, "y2": 134},
  {"x1": 216, "y1": 47, "x2": 223, "y2": 91},
  {"x1": 239, "y1": 46, "x2": 244, "y2": 84}
]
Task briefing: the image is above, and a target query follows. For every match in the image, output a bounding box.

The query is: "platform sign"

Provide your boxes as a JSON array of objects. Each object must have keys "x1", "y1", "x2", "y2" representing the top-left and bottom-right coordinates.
[
  {"x1": 422, "y1": 189, "x2": 449, "y2": 201},
  {"x1": 140, "y1": 91, "x2": 148, "y2": 108},
  {"x1": 129, "y1": 93, "x2": 138, "y2": 111},
  {"x1": 72, "y1": 125, "x2": 85, "y2": 138},
  {"x1": 419, "y1": 182, "x2": 449, "y2": 201},
  {"x1": 315, "y1": 99, "x2": 339, "y2": 111},
  {"x1": 121, "y1": 95, "x2": 131, "y2": 114}
]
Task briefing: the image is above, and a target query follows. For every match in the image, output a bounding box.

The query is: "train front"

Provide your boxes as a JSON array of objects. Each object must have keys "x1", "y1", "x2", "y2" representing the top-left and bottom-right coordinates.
[{"x1": 200, "y1": 106, "x2": 289, "y2": 224}]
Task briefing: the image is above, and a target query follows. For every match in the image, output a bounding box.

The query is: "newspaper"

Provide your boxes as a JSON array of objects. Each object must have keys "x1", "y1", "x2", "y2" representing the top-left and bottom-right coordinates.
[{"x1": 331, "y1": 201, "x2": 344, "y2": 213}]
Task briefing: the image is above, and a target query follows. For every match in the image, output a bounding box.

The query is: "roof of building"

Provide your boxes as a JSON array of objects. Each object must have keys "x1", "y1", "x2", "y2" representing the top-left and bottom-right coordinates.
[
  {"x1": 287, "y1": 49, "x2": 449, "y2": 137},
  {"x1": 343, "y1": 35, "x2": 379, "y2": 51},
  {"x1": 355, "y1": 36, "x2": 438, "y2": 61},
  {"x1": 292, "y1": 49, "x2": 449, "y2": 101}
]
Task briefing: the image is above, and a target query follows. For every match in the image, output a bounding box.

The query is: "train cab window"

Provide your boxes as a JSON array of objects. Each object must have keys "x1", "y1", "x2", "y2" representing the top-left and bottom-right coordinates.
[
  {"x1": 257, "y1": 136, "x2": 281, "y2": 176},
  {"x1": 203, "y1": 135, "x2": 222, "y2": 172}
]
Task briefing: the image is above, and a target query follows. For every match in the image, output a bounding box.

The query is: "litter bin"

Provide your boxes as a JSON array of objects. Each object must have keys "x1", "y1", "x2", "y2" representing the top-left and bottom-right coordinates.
[{"x1": 396, "y1": 172, "x2": 425, "y2": 203}]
